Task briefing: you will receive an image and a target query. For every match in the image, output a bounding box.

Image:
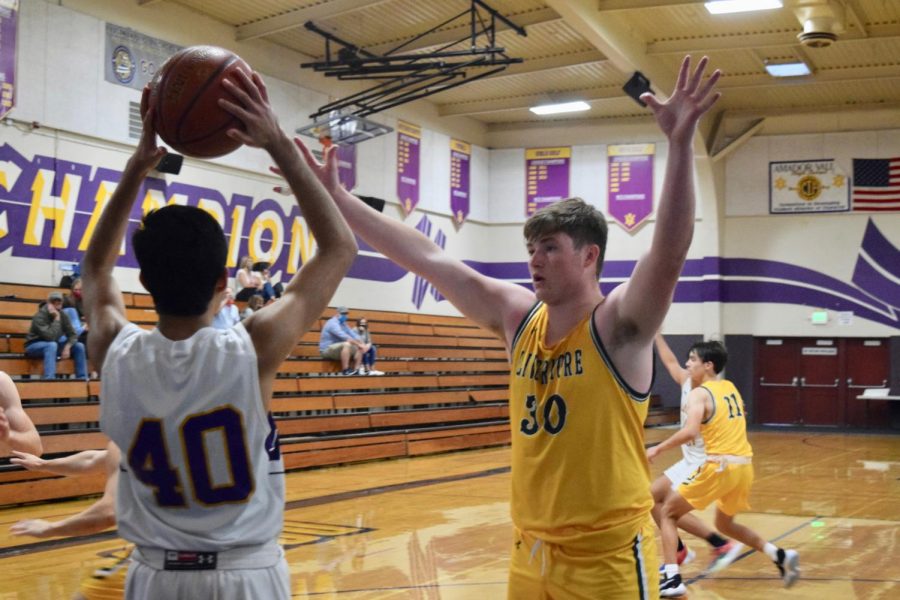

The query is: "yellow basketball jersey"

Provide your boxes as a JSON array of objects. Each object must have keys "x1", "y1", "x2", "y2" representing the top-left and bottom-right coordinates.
[
  {"x1": 509, "y1": 302, "x2": 653, "y2": 551},
  {"x1": 699, "y1": 379, "x2": 753, "y2": 457}
]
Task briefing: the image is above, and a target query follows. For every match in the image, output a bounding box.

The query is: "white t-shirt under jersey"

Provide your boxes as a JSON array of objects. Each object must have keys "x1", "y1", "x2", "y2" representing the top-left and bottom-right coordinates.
[
  {"x1": 100, "y1": 323, "x2": 284, "y2": 551},
  {"x1": 680, "y1": 377, "x2": 707, "y2": 463}
]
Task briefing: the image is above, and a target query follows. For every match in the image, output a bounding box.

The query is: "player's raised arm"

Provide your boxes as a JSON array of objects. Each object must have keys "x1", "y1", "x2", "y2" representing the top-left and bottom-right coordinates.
[
  {"x1": 294, "y1": 140, "x2": 535, "y2": 345},
  {"x1": 82, "y1": 88, "x2": 167, "y2": 368},
  {"x1": 655, "y1": 332, "x2": 689, "y2": 386},
  {"x1": 218, "y1": 70, "x2": 357, "y2": 383},
  {"x1": 608, "y1": 56, "x2": 721, "y2": 344}
]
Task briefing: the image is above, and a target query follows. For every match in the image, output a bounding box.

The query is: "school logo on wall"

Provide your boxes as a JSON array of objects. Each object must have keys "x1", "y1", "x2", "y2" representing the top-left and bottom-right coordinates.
[{"x1": 769, "y1": 159, "x2": 849, "y2": 214}]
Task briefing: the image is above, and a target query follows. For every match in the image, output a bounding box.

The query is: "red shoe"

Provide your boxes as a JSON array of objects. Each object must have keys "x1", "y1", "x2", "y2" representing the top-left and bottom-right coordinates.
[
  {"x1": 705, "y1": 541, "x2": 744, "y2": 574},
  {"x1": 677, "y1": 545, "x2": 696, "y2": 566}
]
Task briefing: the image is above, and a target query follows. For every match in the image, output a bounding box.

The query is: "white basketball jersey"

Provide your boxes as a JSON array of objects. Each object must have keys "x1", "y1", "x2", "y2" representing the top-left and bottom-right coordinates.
[
  {"x1": 680, "y1": 377, "x2": 706, "y2": 462},
  {"x1": 100, "y1": 323, "x2": 284, "y2": 551}
]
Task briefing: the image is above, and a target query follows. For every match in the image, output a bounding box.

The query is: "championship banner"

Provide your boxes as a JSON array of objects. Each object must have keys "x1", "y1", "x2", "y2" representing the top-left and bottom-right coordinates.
[
  {"x1": 450, "y1": 139, "x2": 470, "y2": 228},
  {"x1": 769, "y1": 159, "x2": 849, "y2": 214},
  {"x1": 104, "y1": 23, "x2": 182, "y2": 91},
  {"x1": 607, "y1": 143, "x2": 654, "y2": 231},
  {"x1": 0, "y1": 0, "x2": 17, "y2": 120},
  {"x1": 397, "y1": 120, "x2": 421, "y2": 215},
  {"x1": 337, "y1": 143, "x2": 356, "y2": 191},
  {"x1": 526, "y1": 147, "x2": 570, "y2": 216}
]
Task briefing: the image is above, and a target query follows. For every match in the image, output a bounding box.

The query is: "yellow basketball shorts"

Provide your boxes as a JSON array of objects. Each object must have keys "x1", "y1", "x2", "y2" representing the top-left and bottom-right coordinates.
[
  {"x1": 507, "y1": 518, "x2": 659, "y2": 600},
  {"x1": 79, "y1": 549, "x2": 131, "y2": 600},
  {"x1": 678, "y1": 461, "x2": 754, "y2": 516}
]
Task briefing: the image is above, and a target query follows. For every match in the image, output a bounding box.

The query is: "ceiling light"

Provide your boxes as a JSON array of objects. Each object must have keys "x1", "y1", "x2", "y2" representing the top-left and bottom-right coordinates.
[
  {"x1": 529, "y1": 101, "x2": 591, "y2": 115},
  {"x1": 765, "y1": 61, "x2": 811, "y2": 77},
  {"x1": 705, "y1": 0, "x2": 782, "y2": 15}
]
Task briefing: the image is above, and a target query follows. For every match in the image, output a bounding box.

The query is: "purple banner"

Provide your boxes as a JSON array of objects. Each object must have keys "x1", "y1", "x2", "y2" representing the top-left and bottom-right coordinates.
[
  {"x1": 397, "y1": 120, "x2": 421, "y2": 216},
  {"x1": 450, "y1": 139, "x2": 471, "y2": 228},
  {"x1": 608, "y1": 144, "x2": 655, "y2": 231},
  {"x1": 337, "y1": 143, "x2": 356, "y2": 191},
  {"x1": 526, "y1": 147, "x2": 570, "y2": 216},
  {"x1": 0, "y1": 0, "x2": 18, "y2": 120}
]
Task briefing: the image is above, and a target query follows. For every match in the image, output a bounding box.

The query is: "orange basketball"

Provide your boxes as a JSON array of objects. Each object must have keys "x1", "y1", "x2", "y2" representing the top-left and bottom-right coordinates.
[{"x1": 145, "y1": 46, "x2": 251, "y2": 158}]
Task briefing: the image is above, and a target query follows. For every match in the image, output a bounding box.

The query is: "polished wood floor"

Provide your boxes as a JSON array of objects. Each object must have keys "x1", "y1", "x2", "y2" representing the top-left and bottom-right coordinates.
[{"x1": 1, "y1": 429, "x2": 898, "y2": 598}]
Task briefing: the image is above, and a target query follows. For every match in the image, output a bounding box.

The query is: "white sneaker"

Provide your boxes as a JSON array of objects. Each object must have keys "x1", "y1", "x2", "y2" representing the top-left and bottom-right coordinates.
[
  {"x1": 367, "y1": 369, "x2": 385, "y2": 376},
  {"x1": 776, "y1": 549, "x2": 800, "y2": 588}
]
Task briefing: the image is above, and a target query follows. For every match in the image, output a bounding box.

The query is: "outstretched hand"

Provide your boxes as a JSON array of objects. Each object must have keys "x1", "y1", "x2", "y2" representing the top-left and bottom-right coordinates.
[
  {"x1": 132, "y1": 86, "x2": 167, "y2": 175},
  {"x1": 10, "y1": 519, "x2": 53, "y2": 538},
  {"x1": 9, "y1": 450, "x2": 43, "y2": 470},
  {"x1": 271, "y1": 138, "x2": 341, "y2": 194},
  {"x1": 219, "y1": 70, "x2": 283, "y2": 150},
  {"x1": 641, "y1": 56, "x2": 721, "y2": 145}
]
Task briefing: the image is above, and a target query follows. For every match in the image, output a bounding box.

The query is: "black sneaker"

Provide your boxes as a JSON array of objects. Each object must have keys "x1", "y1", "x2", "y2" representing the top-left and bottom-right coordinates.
[
  {"x1": 775, "y1": 548, "x2": 800, "y2": 588},
  {"x1": 659, "y1": 572, "x2": 686, "y2": 597},
  {"x1": 341, "y1": 368, "x2": 358, "y2": 376}
]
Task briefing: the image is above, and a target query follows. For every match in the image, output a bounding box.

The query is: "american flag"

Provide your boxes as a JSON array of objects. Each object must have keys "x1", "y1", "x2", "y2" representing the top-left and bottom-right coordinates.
[{"x1": 852, "y1": 158, "x2": 900, "y2": 211}]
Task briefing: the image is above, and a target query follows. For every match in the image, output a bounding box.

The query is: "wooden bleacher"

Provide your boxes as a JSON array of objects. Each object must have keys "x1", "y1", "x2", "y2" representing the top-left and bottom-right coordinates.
[
  {"x1": 0, "y1": 282, "x2": 512, "y2": 506},
  {"x1": 0, "y1": 281, "x2": 677, "y2": 507}
]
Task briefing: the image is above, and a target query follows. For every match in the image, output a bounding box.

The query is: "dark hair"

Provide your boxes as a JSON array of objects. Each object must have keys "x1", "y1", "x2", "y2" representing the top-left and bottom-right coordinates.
[
  {"x1": 689, "y1": 340, "x2": 728, "y2": 374},
  {"x1": 523, "y1": 198, "x2": 608, "y2": 276},
  {"x1": 133, "y1": 205, "x2": 227, "y2": 316}
]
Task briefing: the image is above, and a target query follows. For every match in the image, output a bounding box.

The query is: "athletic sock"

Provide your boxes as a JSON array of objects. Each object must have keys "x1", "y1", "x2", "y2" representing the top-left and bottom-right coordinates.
[
  {"x1": 706, "y1": 533, "x2": 728, "y2": 548},
  {"x1": 664, "y1": 563, "x2": 679, "y2": 579},
  {"x1": 763, "y1": 542, "x2": 780, "y2": 562}
]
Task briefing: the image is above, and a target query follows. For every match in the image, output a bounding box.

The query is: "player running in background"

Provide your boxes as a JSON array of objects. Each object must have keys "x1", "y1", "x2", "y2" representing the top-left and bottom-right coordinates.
[{"x1": 648, "y1": 340, "x2": 800, "y2": 597}]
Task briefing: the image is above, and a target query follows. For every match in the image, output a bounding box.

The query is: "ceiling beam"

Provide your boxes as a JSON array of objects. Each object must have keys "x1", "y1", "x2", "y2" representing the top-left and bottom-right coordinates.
[
  {"x1": 711, "y1": 118, "x2": 765, "y2": 162},
  {"x1": 481, "y1": 50, "x2": 607, "y2": 81},
  {"x1": 363, "y1": 7, "x2": 560, "y2": 56},
  {"x1": 718, "y1": 64, "x2": 900, "y2": 90},
  {"x1": 437, "y1": 86, "x2": 622, "y2": 116},
  {"x1": 648, "y1": 24, "x2": 900, "y2": 55},
  {"x1": 597, "y1": 0, "x2": 705, "y2": 9},
  {"x1": 236, "y1": 0, "x2": 391, "y2": 42}
]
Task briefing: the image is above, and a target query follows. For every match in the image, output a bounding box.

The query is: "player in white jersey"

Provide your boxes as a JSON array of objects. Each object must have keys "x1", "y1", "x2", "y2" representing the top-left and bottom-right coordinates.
[
  {"x1": 81, "y1": 69, "x2": 357, "y2": 599},
  {"x1": 652, "y1": 334, "x2": 743, "y2": 572}
]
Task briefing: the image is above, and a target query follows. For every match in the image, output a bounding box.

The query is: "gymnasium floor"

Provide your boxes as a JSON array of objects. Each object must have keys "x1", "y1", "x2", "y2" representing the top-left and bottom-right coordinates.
[{"x1": 1, "y1": 429, "x2": 898, "y2": 598}]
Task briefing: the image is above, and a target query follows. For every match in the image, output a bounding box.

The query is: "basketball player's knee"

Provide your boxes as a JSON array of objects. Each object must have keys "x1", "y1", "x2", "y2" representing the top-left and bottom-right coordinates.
[
  {"x1": 714, "y1": 509, "x2": 733, "y2": 532},
  {"x1": 651, "y1": 477, "x2": 669, "y2": 503}
]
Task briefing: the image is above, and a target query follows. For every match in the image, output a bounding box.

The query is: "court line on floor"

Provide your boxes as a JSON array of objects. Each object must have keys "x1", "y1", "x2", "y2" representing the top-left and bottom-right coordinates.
[
  {"x1": 0, "y1": 465, "x2": 512, "y2": 559},
  {"x1": 296, "y1": 580, "x2": 508, "y2": 597},
  {"x1": 685, "y1": 514, "x2": 820, "y2": 586}
]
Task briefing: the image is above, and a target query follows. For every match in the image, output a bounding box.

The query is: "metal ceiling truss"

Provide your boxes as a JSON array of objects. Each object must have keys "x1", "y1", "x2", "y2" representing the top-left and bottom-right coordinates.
[{"x1": 300, "y1": 0, "x2": 527, "y2": 120}]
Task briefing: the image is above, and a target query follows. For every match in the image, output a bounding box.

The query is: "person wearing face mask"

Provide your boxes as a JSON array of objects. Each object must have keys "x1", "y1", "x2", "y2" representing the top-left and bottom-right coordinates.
[
  {"x1": 63, "y1": 277, "x2": 89, "y2": 349},
  {"x1": 319, "y1": 306, "x2": 367, "y2": 375},
  {"x1": 354, "y1": 318, "x2": 383, "y2": 376}
]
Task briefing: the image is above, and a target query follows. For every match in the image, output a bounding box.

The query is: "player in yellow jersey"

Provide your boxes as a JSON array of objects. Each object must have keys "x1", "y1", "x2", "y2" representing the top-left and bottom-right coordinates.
[
  {"x1": 295, "y1": 55, "x2": 721, "y2": 598},
  {"x1": 647, "y1": 341, "x2": 800, "y2": 597},
  {"x1": 9, "y1": 441, "x2": 130, "y2": 600}
]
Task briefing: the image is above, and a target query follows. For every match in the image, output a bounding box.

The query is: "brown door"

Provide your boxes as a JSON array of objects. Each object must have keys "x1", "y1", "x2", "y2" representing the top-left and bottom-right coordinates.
[
  {"x1": 797, "y1": 339, "x2": 842, "y2": 426},
  {"x1": 755, "y1": 338, "x2": 801, "y2": 425},
  {"x1": 844, "y1": 339, "x2": 890, "y2": 428}
]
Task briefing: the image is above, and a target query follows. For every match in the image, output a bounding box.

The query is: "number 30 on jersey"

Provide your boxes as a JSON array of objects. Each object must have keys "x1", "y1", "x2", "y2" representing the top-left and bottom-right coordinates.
[{"x1": 520, "y1": 394, "x2": 568, "y2": 435}]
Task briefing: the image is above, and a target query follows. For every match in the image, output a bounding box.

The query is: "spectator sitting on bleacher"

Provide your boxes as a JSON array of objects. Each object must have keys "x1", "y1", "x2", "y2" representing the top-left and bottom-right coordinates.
[
  {"x1": 62, "y1": 277, "x2": 89, "y2": 351},
  {"x1": 212, "y1": 287, "x2": 241, "y2": 330},
  {"x1": 319, "y1": 306, "x2": 368, "y2": 375},
  {"x1": 355, "y1": 317, "x2": 383, "y2": 376},
  {"x1": 0, "y1": 371, "x2": 42, "y2": 456},
  {"x1": 242, "y1": 294, "x2": 265, "y2": 320},
  {"x1": 23, "y1": 292, "x2": 87, "y2": 380}
]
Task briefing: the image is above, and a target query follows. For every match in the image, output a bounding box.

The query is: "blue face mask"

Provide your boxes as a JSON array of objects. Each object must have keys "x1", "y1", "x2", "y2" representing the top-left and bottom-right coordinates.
[{"x1": 339, "y1": 314, "x2": 348, "y2": 324}]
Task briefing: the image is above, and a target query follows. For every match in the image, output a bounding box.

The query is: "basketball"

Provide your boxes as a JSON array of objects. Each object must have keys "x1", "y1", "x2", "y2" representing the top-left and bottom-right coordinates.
[{"x1": 145, "y1": 45, "x2": 251, "y2": 158}]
